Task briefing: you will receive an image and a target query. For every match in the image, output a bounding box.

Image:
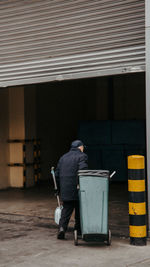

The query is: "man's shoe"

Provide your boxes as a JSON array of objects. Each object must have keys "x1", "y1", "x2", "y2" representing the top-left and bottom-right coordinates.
[{"x1": 57, "y1": 227, "x2": 65, "y2": 240}]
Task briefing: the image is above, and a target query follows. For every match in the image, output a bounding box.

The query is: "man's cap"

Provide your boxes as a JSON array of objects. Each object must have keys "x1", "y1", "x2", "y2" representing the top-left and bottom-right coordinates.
[{"x1": 71, "y1": 140, "x2": 85, "y2": 148}]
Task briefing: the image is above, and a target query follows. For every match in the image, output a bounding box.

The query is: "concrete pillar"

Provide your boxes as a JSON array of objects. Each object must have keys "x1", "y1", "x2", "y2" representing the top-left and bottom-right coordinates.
[
  {"x1": 8, "y1": 86, "x2": 37, "y2": 188},
  {"x1": 9, "y1": 87, "x2": 25, "y2": 187},
  {"x1": 146, "y1": 0, "x2": 150, "y2": 234}
]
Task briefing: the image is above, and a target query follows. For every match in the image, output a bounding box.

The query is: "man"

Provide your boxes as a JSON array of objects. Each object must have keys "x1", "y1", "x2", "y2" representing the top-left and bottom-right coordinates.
[{"x1": 55, "y1": 140, "x2": 88, "y2": 239}]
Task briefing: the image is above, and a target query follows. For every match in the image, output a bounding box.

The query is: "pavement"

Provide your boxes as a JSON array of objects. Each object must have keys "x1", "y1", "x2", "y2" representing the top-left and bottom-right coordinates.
[{"x1": 0, "y1": 183, "x2": 150, "y2": 267}]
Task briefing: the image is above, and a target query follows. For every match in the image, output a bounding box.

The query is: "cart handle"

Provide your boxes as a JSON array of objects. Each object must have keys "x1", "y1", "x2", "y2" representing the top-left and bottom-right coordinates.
[{"x1": 110, "y1": 171, "x2": 116, "y2": 179}]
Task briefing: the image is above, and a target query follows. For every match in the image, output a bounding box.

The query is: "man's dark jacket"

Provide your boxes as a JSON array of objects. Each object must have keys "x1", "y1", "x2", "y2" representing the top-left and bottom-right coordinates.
[{"x1": 55, "y1": 148, "x2": 88, "y2": 201}]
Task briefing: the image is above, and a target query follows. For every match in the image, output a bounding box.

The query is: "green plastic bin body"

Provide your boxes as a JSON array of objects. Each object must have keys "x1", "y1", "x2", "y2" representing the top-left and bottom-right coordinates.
[{"x1": 78, "y1": 170, "x2": 109, "y2": 241}]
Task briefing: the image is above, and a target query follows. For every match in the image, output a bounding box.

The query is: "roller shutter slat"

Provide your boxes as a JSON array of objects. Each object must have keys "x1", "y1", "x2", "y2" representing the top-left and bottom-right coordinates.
[{"x1": 0, "y1": 0, "x2": 145, "y2": 87}]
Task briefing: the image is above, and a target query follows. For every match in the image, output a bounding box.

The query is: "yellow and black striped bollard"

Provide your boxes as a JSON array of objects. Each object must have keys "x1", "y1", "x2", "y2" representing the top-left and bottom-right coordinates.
[{"x1": 128, "y1": 155, "x2": 147, "y2": 246}]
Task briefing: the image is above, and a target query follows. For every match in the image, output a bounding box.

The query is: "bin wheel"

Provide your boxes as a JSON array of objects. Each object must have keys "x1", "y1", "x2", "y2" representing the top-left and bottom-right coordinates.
[
  {"x1": 74, "y1": 230, "x2": 78, "y2": 246},
  {"x1": 107, "y1": 230, "x2": 111, "y2": 246}
]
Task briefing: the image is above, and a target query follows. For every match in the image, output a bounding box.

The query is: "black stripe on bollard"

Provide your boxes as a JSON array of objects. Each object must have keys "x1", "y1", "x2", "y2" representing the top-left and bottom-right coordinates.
[
  {"x1": 128, "y1": 169, "x2": 145, "y2": 180},
  {"x1": 129, "y1": 215, "x2": 146, "y2": 226},
  {"x1": 130, "y1": 237, "x2": 147, "y2": 246},
  {"x1": 129, "y1": 192, "x2": 146, "y2": 203}
]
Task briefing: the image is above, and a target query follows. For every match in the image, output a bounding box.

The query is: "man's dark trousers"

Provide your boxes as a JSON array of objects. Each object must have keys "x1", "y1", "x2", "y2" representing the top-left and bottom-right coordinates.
[{"x1": 59, "y1": 200, "x2": 81, "y2": 232}]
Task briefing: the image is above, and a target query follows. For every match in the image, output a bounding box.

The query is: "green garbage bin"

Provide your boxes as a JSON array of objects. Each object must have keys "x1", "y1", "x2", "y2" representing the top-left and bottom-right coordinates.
[{"x1": 74, "y1": 170, "x2": 111, "y2": 246}]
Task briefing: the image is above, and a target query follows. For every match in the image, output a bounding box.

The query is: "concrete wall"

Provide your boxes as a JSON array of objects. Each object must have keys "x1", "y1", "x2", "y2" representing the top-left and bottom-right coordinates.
[
  {"x1": 0, "y1": 89, "x2": 9, "y2": 189},
  {"x1": 8, "y1": 86, "x2": 37, "y2": 188},
  {"x1": 0, "y1": 87, "x2": 26, "y2": 189},
  {"x1": 0, "y1": 86, "x2": 37, "y2": 189}
]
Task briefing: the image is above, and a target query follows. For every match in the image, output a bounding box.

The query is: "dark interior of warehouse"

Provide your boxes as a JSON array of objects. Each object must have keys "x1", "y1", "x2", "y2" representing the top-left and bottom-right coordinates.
[{"x1": 33, "y1": 72, "x2": 145, "y2": 186}]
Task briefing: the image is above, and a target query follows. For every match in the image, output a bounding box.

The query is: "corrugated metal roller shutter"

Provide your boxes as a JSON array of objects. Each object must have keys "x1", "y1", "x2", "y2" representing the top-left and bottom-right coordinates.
[{"x1": 0, "y1": 0, "x2": 145, "y2": 87}]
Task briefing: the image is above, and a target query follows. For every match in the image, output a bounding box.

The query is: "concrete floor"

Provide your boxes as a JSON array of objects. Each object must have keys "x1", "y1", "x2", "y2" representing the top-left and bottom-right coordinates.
[{"x1": 0, "y1": 183, "x2": 150, "y2": 267}]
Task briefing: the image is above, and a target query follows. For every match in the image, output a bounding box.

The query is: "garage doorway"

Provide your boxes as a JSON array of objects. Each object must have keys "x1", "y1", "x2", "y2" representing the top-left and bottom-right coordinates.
[{"x1": 36, "y1": 73, "x2": 145, "y2": 185}]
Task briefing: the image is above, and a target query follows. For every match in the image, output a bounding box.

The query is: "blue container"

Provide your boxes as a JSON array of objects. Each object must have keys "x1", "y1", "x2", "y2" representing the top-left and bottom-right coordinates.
[{"x1": 75, "y1": 170, "x2": 111, "y2": 245}]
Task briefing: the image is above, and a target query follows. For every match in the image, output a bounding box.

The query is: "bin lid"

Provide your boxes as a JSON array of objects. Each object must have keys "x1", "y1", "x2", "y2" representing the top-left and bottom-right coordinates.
[{"x1": 78, "y1": 170, "x2": 109, "y2": 178}]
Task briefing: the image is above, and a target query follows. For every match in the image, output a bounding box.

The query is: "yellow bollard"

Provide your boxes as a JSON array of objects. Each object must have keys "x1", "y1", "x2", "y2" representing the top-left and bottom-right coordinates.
[{"x1": 128, "y1": 155, "x2": 147, "y2": 246}]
